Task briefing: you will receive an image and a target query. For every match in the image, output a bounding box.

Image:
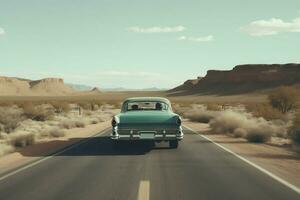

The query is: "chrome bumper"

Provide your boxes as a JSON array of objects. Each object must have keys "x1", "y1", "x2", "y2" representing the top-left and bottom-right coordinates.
[{"x1": 111, "y1": 127, "x2": 183, "y2": 141}]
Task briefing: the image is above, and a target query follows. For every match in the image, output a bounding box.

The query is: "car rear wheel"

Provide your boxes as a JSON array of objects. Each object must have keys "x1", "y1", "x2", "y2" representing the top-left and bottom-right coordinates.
[{"x1": 169, "y1": 140, "x2": 178, "y2": 149}]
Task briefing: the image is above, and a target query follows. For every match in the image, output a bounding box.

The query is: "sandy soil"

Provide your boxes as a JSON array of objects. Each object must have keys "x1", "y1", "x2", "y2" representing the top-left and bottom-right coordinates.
[
  {"x1": 0, "y1": 121, "x2": 110, "y2": 175},
  {"x1": 184, "y1": 120, "x2": 300, "y2": 188}
]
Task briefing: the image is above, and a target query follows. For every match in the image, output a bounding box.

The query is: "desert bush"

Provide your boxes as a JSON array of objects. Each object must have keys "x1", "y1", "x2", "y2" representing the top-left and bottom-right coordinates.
[
  {"x1": 184, "y1": 111, "x2": 215, "y2": 123},
  {"x1": 60, "y1": 119, "x2": 86, "y2": 129},
  {"x1": 206, "y1": 103, "x2": 222, "y2": 111},
  {"x1": 232, "y1": 128, "x2": 247, "y2": 138},
  {"x1": 209, "y1": 110, "x2": 287, "y2": 143},
  {"x1": 0, "y1": 106, "x2": 24, "y2": 133},
  {"x1": 95, "y1": 116, "x2": 105, "y2": 122},
  {"x1": 268, "y1": 86, "x2": 299, "y2": 113},
  {"x1": 290, "y1": 112, "x2": 300, "y2": 146},
  {"x1": 78, "y1": 101, "x2": 93, "y2": 110},
  {"x1": 23, "y1": 103, "x2": 54, "y2": 121},
  {"x1": 172, "y1": 104, "x2": 189, "y2": 116},
  {"x1": 245, "y1": 103, "x2": 284, "y2": 121},
  {"x1": 0, "y1": 143, "x2": 15, "y2": 156},
  {"x1": 179, "y1": 104, "x2": 217, "y2": 123},
  {"x1": 60, "y1": 120, "x2": 75, "y2": 129},
  {"x1": 51, "y1": 101, "x2": 71, "y2": 113},
  {"x1": 85, "y1": 111, "x2": 93, "y2": 116},
  {"x1": 89, "y1": 118, "x2": 99, "y2": 124},
  {"x1": 245, "y1": 131, "x2": 271, "y2": 143},
  {"x1": 48, "y1": 127, "x2": 65, "y2": 137},
  {"x1": 74, "y1": 120, "x2": 86, "y2": 128},
  {"x1": 8, "y1": 131, "x2": 35, "y2": 147},
  {"x1": 291, "y1": 129, "x2": 300, "y2": 146}
]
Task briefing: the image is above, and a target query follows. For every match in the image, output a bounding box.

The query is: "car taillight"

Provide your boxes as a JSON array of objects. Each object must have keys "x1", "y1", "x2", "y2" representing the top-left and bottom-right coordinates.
[
  {"x1": 111, "y1": 119, "x2": 117, "y2": 127},
  {"x1": 176, "y1": 118, "x2": 181, "y2": 125}
]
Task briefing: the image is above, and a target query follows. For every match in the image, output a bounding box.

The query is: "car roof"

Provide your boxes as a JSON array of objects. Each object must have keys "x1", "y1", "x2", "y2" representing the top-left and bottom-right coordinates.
[{"x1": 124, "y1": 97, "x2": 170, "y2": 104}]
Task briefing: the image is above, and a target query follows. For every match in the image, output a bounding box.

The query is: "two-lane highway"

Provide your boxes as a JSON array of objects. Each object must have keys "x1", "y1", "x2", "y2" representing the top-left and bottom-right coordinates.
[{"x1": 0, "y1": 128, "x2": 299, "y2": 200}]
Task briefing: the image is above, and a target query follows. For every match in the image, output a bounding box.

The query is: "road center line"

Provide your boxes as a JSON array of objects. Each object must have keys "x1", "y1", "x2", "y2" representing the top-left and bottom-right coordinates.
[
  {"x1": 0, "y1": 128, "x2": 110, "y2": 182},
  {"x1": 137, "y1": 180, "x2": 150, "y2": 200},
  {"x1": 183, "y1": 125, "x2": 300, "y2": 195}
]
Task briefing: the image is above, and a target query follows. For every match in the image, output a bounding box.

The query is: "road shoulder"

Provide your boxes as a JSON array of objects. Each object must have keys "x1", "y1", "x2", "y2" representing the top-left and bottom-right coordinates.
[
  {"x1": 0, "y1": 121, "x2": 110, "y2": 176},
  {"x1": 184, "y1": 121, "x2": 300, "y2": 189}
]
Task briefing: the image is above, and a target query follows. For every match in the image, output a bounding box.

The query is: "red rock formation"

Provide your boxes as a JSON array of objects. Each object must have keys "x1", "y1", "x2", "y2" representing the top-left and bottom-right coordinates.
[{"x1": 170, "y1": 63, "x2": 300, "y2": 94}]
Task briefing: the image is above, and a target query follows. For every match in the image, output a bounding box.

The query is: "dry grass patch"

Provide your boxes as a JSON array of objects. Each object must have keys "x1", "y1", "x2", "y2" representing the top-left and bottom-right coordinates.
[
  {"x1": 174, "y1": 104, "x2": 217, "y2": 123},
  {"x1": 0, "y1": 106, "x2": 24, "y2": 133},
  {"x1": 206, "y1": 103, "x2": 222, "y2": 111},
  {"x1": 268, "y1": 86, "x2": 299, "y2": 113},
  {"x1": 209, "y1": 110, "x2": 287, "y2": 143},
  {"x1": 51, "y1": 101, "x2": 71, "y2": 113},
  {"x1": 22, "y1": 103, "x2": 54, "y2": 121},
  {"x1": 245, "y1": 103, "x2": 285, "y2": 121},
  {"x1": 60, "y1": 119, "x2": 86, "y2": 129},
  {"x1": 0, "y1": 143, "x2": 15, "y2": 156},
  {"x1": 8, "y1": 131, "x2": 35, "y2": 147},
  {"x1": 290, "y1": 112, "x2": 300, "y2": 147},
  {"x1": 48, "y1": 127, "x2": 65, "y2": 137}
]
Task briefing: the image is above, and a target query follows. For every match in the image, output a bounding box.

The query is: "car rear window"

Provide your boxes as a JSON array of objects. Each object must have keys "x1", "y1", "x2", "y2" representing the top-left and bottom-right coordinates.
[{"x1": 126, "y1": 101, "x2": 168, "y2": 111}]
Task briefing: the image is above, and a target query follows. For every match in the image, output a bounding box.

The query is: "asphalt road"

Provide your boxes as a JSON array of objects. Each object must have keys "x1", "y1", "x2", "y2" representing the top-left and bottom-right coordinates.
[{"x1": 0, "y1": 127, "x2": 299, "y2": 200}]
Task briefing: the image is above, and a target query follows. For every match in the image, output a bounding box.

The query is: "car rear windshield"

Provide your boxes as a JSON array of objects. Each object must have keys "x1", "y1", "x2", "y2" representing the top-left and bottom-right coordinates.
[{"x1": 126, "y1": 101, "x2": 168, "y2": 111}]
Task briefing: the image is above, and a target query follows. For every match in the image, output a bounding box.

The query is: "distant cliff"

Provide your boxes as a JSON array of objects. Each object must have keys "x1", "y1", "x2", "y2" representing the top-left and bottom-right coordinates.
[
  {"x1": 169, "y1": 63, "x2": 300, "y2": 95},
  {"x1": 0, "y1": 76, "x2": 75, "y2": 96}
]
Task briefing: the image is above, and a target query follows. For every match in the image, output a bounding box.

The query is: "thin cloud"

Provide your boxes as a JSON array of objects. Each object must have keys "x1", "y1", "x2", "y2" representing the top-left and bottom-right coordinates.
[
  {"x1": 177, "y1": 35, "x2": 214, "y2": 42},
  {"x1": 0, "y1": 27, "x2": 5, "y2": 35},
  {"x1": 127, "y1": 26, "x2": 186, "y2": 33},
  {"x1": 98, "y1": 71, "x2": 161, "y2": 77},
  {"x1": 241, "y1": 17, "x2": 300, "y2": 36}
]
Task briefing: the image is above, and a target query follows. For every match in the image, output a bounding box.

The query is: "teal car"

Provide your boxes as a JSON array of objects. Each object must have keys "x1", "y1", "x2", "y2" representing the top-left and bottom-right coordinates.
[{"x1": 111, "y1": 97, "x2": 183, "y2": 148}]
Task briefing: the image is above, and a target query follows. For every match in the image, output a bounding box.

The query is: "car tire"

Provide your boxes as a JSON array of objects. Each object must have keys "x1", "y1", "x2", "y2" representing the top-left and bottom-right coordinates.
[{"x1": 169, "y1": 140, "x2": 178, "y2": 149}]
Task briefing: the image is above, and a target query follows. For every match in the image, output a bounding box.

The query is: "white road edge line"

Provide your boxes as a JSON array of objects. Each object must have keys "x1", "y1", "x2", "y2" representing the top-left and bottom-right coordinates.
[
  {"x1": 137, "y1": 180, "x2": 150, "y2": 200},
  {"x1": 183, "y1": 125, "x2": 300, "y2": 195},
  {"x1": 0, "y1": 128, "x2": 110, "y2": 182}
]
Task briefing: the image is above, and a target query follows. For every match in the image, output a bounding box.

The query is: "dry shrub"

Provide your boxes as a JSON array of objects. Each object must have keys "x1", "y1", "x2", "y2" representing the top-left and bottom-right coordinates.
[
  {"x1": 101, "y1": 104, "x2": 117, "y2": 111},
  {"x1": 60, "y1": 120, "x2": 75, "y2": 129},
  {"x1": 51, "y1": 101, "x2": 71, "y2": 113},
  {"x1": 0, "y1": 106, "x2": 24, "y2": 133},
  {"x1": 60, "y1": 120, "x2": 86, "y2": 129},
  {"x1": 206, "y1": 103, "x2": 222, "y2": 111},
  {"x1": 23, "y1": 103, "x2": 54, "y2": 121},
  {"x1": 209, "y1": 110, "x2": 287, "y2": 143},
  {"x1": 48, "y1": 127, "x2": 65, "y2": 137},
  {"x1": 176, "y1": 104, "x2": 216, "y2": 123},
  {"x1": 8, "y1": 131, "x2": 35, "y2": 147},
  {"x1": 78, "y1": 101, "x2": 92, "y2": 110},
  {"x1": 268, "y1": 86, "x2": 299, "y2": 113},
  {"x1": 90, "y1": 118, "x2": 99, "y2": 124},
  {"x1": 85, "y1": 111, "x2": 93, "y2": 116},
  {"x1": 290, "y1": 112, "x2": 300, "y2": 146},
  {"x1": 245, "y1": 103, "x2": 284, "y2": 121},
  {"x1": 185, "y1": 111, "x2": 215, "y2": 123},
  {"x1": 74, "y1": 120, "x2": 86, "y2": 128},
  {"x1": 172, "y1": 104, "x2": 189, "y2": 116},
  {"x1": 245, "y1": 129, "x2": 272, "y2": 143},
  {"x1": 0, "y1": 143, "x2": 15, "y2": 156},
  {"x1": 96, "y1": 116, "x2": 105, "y2": 122},
  {"x1": 233, "y1": 128, "x2": 247, "y2": 138}
]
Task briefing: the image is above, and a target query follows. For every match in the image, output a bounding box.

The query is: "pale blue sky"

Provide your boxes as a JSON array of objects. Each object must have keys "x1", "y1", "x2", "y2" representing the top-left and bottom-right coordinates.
[{"x1": 0, "y1": 0, "x2": 299, "y2": 88}]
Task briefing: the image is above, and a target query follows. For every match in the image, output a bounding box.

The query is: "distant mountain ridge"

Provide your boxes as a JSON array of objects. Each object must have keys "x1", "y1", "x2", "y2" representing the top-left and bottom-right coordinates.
[{"x1": 169, "y1": 63, "x2": 300, "y2": 95}]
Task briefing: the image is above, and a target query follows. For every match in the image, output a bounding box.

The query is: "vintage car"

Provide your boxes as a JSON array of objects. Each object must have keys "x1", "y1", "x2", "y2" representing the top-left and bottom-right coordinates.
[{"x1": 111, "y1": 97, "x2": 183, "y2": 148}]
